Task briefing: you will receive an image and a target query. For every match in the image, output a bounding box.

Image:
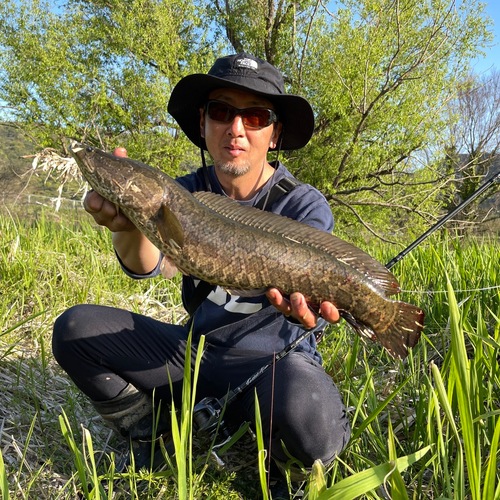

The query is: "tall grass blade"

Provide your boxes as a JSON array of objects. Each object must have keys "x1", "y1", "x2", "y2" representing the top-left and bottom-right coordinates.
[
  {"x1": 430, "y1": 388, "x2": 452, "y2": 497},
  {"x1": 447, "y1": 279, "x2": 479, "y2": 500},
  {"x1": 387, "y1": 418, "x2": 409, "y2": 500},
  {"x1": 59, "y1": 410, "x2": 112, "y2": 499},
  {"x1": 316, "y1": 446, "x2": 431, "y2": 500},
  {"x1": 307, "y1": 459, "x2": 327, "y2": 500},
  {"x1": 0, "y1": 445, "x2": 9, "y2": 500},
  {"x1": 59, "y1": 411, "x2": 90, "y2": 498},
  {"x1": 430, "y1": 361, "x2": 464, "y2": 499},
  {"x1": 350, "y1": 376, "x2": 409, "y2": 442},
  {"x1": 0, "y1": 310, "x2": 47, "y2": 338},
  {"x1": 348, "y1": 365, "x2": 373, "y2": 437},
  {"x1": 215, "y1": 421, "x2": 250, "y2": 455},
  {"x1": 82, "y1": 426, "x2": 105, "y2": 499},
  {"x1": 169, "y1": 352, "x2": 189, "y2": 499},
  {"x1": 13, "y1": 414, "x2": 37, "y2": 499},
  {"x1": 189, "y1": 335, "x2": 205, "y2": 490},
  {"x1": 254, "y1": 391, "x2": 269, "y2": 500},
  {"x1": 167, "y1": 331, "x2": 205, "y2": 499},
  {"x1": 466, "y1": 329, "x2": 500, "y2": 350},
  {"x1": 482, "y1": 415, "x2": 500, "y2": 500}
]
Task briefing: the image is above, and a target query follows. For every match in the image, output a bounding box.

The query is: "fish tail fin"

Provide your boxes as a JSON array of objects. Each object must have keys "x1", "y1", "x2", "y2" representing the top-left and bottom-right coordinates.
[
  {"x1": 377, "y1": 302, "x2": 425, "y2": 360},
  {"x1": 340, "y1": 304, "x2": 424, "y2": 360}
]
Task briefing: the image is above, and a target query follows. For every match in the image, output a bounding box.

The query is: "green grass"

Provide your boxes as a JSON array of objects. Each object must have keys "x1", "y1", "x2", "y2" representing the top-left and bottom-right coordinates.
[{"x1": 1, "y1": 206, "x2": 499, "y2": 499}]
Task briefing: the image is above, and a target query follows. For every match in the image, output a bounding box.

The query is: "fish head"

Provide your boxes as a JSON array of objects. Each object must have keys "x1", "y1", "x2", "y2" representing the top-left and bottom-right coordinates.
[
  {"x1": 69, "y1": 141, "x2": 166, "y2": 210},
  {"x1": 70, "y1": 141, "x2": 135, "y2": 192},
  {"x1": 70, "y1": 141, "x2": 98, "y2": 175}
]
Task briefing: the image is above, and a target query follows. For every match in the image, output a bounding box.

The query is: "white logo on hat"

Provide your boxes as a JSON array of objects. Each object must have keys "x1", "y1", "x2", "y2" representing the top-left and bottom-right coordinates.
[{"x1": 236, "y1": 57, "x2": 258, "y2": 71}]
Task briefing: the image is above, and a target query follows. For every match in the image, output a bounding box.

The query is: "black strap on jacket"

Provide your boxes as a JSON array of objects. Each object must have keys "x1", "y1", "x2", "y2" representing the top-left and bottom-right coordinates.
[
  {"x1": 253, "y1": 176, "x2": 301, "y2": 210},
  {"x1": 185, "y1": 176, "x2": 302, "y2": 316}
]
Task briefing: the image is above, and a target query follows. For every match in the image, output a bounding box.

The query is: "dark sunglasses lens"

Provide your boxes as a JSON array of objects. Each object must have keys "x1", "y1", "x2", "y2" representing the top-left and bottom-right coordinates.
[
  {"x1": 242, "y1": 109, "x2": 272, "y2": 128},
  {"x1": 207, "y1": 102, "x2": 236, "y2": 123},
  {"x1": 207, "y1": 101, "x2": 273, "y2": 128}
]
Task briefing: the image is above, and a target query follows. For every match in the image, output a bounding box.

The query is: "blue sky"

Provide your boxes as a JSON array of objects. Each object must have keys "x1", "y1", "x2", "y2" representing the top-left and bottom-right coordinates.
[{"x1": 471, "y1": 1, "x2": 499, "y2": 74}]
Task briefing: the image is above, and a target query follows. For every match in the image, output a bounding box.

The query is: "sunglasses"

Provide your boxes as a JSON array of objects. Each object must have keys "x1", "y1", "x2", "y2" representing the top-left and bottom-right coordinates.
[{"x1": 204, "y1": 100, "x2": 278, "y2": 129}]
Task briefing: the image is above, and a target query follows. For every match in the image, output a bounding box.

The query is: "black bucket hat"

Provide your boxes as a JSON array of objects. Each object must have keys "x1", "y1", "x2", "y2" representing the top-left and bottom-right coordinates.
[{"x1": 167, "y1": 52, "x2": 315, "y2": 151}]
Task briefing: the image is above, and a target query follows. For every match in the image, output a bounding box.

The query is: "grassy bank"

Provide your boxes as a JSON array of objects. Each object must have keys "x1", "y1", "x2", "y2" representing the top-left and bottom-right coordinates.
[{"x1": 0, "y1": 206, "x2": 499, "y2": 499}]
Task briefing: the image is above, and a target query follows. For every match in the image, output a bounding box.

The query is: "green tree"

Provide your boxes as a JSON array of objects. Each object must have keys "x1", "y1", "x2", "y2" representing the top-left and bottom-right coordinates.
[
  {"x1": 438, "y1": 69, "x2": 500, "y2": 232},
  {"x1": 0, "y1": 0, "x2": 215, "y2": 177},
  {"x1": 205, "y1": 0, "x2": 493, "y2": 239}
]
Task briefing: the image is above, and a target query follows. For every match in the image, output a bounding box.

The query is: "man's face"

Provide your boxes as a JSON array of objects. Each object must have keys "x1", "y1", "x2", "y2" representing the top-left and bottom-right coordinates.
[{"x1": 200, "y1": 88, "x2": 282, "y2": 177}]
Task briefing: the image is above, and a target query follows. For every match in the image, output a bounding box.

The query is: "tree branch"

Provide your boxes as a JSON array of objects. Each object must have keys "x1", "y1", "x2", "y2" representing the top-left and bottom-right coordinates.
[{"x1": 329, "y1": 196, "x2": 400, "y2": 243}]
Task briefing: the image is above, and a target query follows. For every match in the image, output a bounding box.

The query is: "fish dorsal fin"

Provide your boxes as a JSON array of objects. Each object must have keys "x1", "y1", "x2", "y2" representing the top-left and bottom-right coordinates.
[{"x1": 192, "y1": 191, "x2": 401, "y2": 296}]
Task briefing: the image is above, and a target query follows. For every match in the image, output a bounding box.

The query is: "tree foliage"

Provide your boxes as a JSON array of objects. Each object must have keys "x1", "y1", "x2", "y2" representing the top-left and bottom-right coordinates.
[
  {"x1": 0, "y1": 0, "x2": 215, "y2": 177},
  {"x1": 0, "y1": 0, "x2": 493, "y2": 239},
  {"x1": 438, "y1": 69, "x2": 500, "y2": 230}
]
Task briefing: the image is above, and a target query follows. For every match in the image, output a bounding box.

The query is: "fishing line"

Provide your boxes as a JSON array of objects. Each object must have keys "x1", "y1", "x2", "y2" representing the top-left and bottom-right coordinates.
[
  {"x1": 400, "y1": 284, "x2": 500, "y2": 294},
  {"x1": 200, "y1": 148, "x2": 212, "y2": 192},
  {"x1": 247, "y1": 127, "x2": 285, "y2": 488},
  {"x1": 264, "y1": 126, "x2": 292, "y2": 486}
]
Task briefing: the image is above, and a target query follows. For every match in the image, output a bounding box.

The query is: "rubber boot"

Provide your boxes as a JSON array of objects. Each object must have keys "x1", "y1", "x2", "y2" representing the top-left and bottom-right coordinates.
[{"x1": 91, "y1": 384, "x2": 173, "y2": 470}]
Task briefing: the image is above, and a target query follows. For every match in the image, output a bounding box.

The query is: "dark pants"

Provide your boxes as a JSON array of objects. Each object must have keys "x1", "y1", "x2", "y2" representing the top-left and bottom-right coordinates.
[{"x1": 52, "y1": 304, "x2": 350, "y2": 466}]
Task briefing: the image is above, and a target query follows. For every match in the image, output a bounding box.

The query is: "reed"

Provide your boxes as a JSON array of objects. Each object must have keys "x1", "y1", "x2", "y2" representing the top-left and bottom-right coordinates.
[
  {"x1": 1, "y1": 207, "x2": 499, "y2": 499},
  {"x1": 0, "y1": 447, "x2": 9, "y2": 500}
]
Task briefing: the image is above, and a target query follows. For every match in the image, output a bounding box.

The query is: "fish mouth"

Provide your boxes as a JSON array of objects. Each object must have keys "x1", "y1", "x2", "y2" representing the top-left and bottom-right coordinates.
[
  {"x1": 70, "y1": 140, "x2": 84, "y2": 153},
  {"x1": 70, "y1": 140, "x2": 96, "y2": 173}
]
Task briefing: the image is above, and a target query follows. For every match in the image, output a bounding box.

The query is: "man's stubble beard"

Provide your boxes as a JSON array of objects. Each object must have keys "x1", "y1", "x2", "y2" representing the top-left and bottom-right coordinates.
[{"x1": 215, "y1": 158, "x2": 251, "y2": 177}]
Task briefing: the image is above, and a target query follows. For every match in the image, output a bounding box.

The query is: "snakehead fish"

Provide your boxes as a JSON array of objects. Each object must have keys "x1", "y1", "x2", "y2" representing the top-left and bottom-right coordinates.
[{"x1": 70, "y1": 141, "x2": 424, "y2": 359}]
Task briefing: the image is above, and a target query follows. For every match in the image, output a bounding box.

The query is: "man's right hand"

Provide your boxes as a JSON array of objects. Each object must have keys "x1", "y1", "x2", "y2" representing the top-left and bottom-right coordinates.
[
  {"x1": 83, "y1": 190, "x2": 137, "y2": 233},
  {"x1": 82, "y1": 146, "x2": 162, "y2": 275},
  {"x1": 82, "y1": 146, "x2": 137, "y2": 233}
]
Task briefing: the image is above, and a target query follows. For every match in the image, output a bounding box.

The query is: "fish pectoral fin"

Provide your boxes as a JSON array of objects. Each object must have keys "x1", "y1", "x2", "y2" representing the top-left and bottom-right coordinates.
[
  {"x1": 154, "y1": 204, "x2": 184, "y2": 253},
  {"x1": 339, "y1": 311, "x2": 377, "y2": 341},
  {"x1": 222, "y1": 287, "x2": 269, "y2": 297}
]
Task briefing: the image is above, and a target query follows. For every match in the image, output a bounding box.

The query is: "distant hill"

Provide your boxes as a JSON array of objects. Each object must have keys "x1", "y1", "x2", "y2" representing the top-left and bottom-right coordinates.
[
  {"x1": 0, "y1": 124, "x2": 38, "y2": 196},
  {"x1": 0, "y1": 124, "x2": 73, "y2": 201},
  {"x1": 0, "y1": 123, "x2": 31, "y2": 166}
]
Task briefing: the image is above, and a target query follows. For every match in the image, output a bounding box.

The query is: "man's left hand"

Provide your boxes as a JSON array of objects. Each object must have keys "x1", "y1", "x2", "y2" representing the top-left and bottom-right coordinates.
[{"x1": 266, "y1": 288, "x2": 340, "y2": 329}]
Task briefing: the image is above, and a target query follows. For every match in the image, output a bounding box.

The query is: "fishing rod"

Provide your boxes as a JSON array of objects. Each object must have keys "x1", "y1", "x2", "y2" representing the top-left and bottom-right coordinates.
[
  {"x1": 192, "y1": 326, "x2": 316, "y2": 439},
  {"x1": 385, "y1": 169, "x2": 500, "y2": 270}
]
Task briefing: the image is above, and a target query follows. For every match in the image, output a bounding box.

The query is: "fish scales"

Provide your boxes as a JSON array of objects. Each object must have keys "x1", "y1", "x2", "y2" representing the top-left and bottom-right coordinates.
[{"x1": 70, "y1": 142, "x2": 424, "y2": 359}]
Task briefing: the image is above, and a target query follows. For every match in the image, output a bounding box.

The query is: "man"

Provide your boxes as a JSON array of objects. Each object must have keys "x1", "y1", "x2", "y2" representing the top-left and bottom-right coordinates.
[{"x1": 52, "y1": 52, "x2": 350, "y2": 498}]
